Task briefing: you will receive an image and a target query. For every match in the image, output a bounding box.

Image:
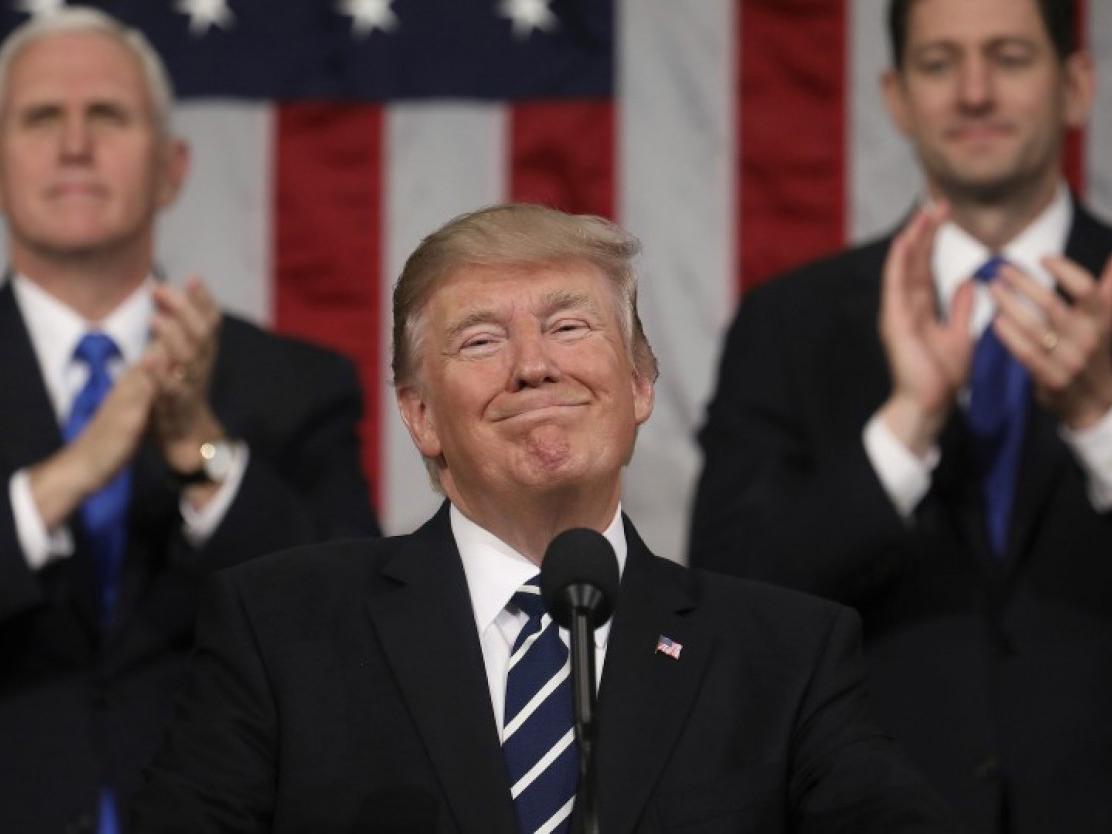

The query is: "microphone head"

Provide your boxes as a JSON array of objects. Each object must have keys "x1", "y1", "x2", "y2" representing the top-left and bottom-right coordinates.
[{"x1": 540, "y1": 528, "x2": 620, "y2": 629}]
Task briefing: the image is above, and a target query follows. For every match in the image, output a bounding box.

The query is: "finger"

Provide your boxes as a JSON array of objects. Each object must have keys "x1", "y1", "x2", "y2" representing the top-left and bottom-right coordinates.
[
  {"x1": 154, "y1": 283, "x2": 210, "y2": 346},
  {"x1": 992, "y1": 315, "x2": 1071, "y2": 390},
  {"x1": 185, "y1": 277, "x2": 220, "y2": 327},
  {"x1": 997, "y1": 264, "x2": 1072, "y2": 331},
  {"x1": 149, "y1": 312, "x2": 194, "y2": 367},
  {"x1": 1041, "y1": 255, "x2": 1100, "y2": 311}
]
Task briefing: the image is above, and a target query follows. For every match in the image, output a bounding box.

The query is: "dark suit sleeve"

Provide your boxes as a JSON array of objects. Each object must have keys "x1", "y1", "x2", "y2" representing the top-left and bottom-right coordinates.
[
  {"x1": 0, "y1": 487, "x2": 46, "y2": 621},
  {"x1": 171, "y1": 332, "x2": 381, "y2": 577},
  {"x1": 791, "y1": 606, "x2": 957, "y2": 833},
  {"x1": 688, "y1": 279, "x2": 918, "y2": 605},
  {"x1": 131, "y1": 571, "x2": 277, "y2": 834}
]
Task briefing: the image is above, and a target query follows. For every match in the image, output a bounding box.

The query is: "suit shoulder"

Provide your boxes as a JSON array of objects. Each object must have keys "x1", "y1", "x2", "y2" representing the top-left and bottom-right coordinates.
[
  {"x1": 742, "y1": 237, "x2": 890, "y2": 312},
  {"x1": 218, "y1": 314, "x2": 358, "y2": 387},
  {"x1": 648, "y1": 554, "x2": 852, "y2": 636},
  {"x1": 216, "y1": 536, "x2": 396, "y2": 626}
]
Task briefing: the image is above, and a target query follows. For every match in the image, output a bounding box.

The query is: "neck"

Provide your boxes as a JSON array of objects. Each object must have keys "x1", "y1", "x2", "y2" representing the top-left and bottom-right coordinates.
[
  {"x1": 12, "y1": 242, "x2": 153, "y2": 322},
  {"x1": 934, "y1": 172, "x2": 1061, "y2": 251},
  {"x1": 445, "y1": 477, "x2": 620, "y2": 565}
]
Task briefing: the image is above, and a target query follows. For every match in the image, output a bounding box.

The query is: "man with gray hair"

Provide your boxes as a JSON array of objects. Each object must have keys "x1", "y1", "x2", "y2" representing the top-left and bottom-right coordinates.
[
  {"x1": 0, "y1": 9, "x2": 378, "y2": 833},
  {"x1": 133, "y1": 203, "x2": 956, "y2": 833}
]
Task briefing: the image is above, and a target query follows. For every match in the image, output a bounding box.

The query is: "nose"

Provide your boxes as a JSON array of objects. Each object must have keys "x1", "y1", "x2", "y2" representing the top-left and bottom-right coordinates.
[
  {"x1": 59, "y1": 113, "x2": 93, "y2": 161},
  {"x1": 508, "y1": 330, "x2": 561, "y2": 391},
  {"x1": 956, "y1": 55, "x2": 993, "y2": 113}
]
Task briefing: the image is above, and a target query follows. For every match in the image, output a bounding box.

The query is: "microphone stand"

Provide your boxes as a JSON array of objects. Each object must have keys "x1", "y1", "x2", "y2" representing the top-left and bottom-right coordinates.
[{"x1": 568, "y1": 596, "x2": 601, "y2": 834}]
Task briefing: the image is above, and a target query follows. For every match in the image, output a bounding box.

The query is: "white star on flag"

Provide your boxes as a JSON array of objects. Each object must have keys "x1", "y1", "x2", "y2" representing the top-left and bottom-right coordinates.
[
  {"x1": 497, "y1": 0, "x2": 559, "y2": 40},
  {"x1": 337, "y1": 0, "x2": 399, "y2": 37},
  {"x1": 175, "y1": 0, "x2": 235, "y2": 36},
  {"x1": 14, "y1": 0, "x2": 65, "y2": 19}
]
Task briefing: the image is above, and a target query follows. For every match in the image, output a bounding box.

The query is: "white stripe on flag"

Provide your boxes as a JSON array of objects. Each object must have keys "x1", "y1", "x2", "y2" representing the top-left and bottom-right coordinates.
[
  {"x1": 1089, "y1": 1, "x2": 1112, "y2": 222},
  {"x1": 847, "y1": 0, "x2": 920, "y2": 242},
  {"x1": 160, "y1": 103, "x2": 274, "y2": 324},
  {"x1": 618, "y1": 0, "x2": 736, "y2": 564},
  {"x1": 502, "y1": 661, "x2": 571, "y2": 742},
  {"x1": 509, "y1": 727, "x2": 576, "y2": 799},
  {"x1": 381, "y1": 103, "x2": 507, "y2": 533}
]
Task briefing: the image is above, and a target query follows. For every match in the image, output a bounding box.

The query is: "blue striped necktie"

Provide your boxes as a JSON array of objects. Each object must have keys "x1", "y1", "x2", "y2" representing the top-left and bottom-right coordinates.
[
  {"x1": 968, "y1": 256, "x2": 1030, "y2": 558},
  {"x1": 502, "y1": 576, "x2": 578, "y2": 834}
]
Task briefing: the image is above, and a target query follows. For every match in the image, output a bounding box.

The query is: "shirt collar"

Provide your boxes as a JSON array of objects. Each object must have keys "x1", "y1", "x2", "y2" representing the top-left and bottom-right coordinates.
[
  {"x1": 11, "y1": 274, "x2": 155, "y2": 417},
  {"x1": 452, "y1": 502, "x2": 628, "y2": 649},
  {"x1": 932, "y1": 181, "x2": 1072, "y2": 336}
]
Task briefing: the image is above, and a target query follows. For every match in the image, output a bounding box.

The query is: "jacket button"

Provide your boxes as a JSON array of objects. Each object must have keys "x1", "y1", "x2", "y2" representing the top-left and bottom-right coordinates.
[{"x1": 65, "y1": 813, "x2": 94, "y2": 833}]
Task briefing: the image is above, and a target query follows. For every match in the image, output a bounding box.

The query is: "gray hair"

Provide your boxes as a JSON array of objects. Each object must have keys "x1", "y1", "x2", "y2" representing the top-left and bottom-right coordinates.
[
  {"x1": 0, "y1": 6, "x2": 175, "y2": 134},
  {"x1": 392, "y1": 203, "x2": 659, "y2": 389}
]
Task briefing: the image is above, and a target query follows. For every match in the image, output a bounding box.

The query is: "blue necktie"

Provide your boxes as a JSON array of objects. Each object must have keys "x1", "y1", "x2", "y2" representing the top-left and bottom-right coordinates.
[
  {"x1": 61, "y1": 333, "x2": 131, "y2": 623},
  {"x1": 61, "y1": 334, "x2": 127, "y2": 834},
  {"x1": 968, "y1": 257, "x2": 1030, "y2": 558},
  {"x1": 502, "y1": 577, "x2": 577, "y2": 834}
]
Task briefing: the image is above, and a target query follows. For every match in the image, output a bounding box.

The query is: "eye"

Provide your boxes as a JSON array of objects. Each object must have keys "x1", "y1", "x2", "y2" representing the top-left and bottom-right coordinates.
[
  {"x1": 88, "y1": 103, "x2": 131, "y2": 126},
  {"x1": 550, "y1": 318, "x2": 591, "y2": 340},
  {"x1": 19, "y1": 105, "x2": 60, "y2": 128},
  {"x1": 457, "y1": 332, "x2": 504, "y2": 355}
]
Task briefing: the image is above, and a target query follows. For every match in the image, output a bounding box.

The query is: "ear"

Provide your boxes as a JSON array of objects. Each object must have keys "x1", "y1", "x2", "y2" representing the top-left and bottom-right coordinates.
[
  {"x1": 156, "y1": 137, "x2": 190, "y2": 210},
  {"x1": 632, "y1": 371, "x2": 654, "y2": 427},
  {"x1": 881, "y1": 68, "x2": 913, "y2": 138},
  {"x1": 396, "y1": 384, "x2": 443, "y2": 459},
  {"x1": 1062, "y1": 50, "x2": 1096, "y2": 129}
]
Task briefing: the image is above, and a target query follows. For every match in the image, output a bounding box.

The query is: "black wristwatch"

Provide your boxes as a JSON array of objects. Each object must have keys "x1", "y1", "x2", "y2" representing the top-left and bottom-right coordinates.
[{"x1": 167, "y1": 439, "x2": 237, "y2": 488}]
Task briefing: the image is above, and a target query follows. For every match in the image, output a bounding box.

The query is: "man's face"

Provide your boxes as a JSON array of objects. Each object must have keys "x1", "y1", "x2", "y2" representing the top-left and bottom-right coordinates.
[
  {"x1": 883, "y1": 0, "x2": 1092, "y2": 203},
  {"x1": 0, "y1": 31, "x2": 186, "y2": 261},
  {"x1": 397, "y1": 261, "x2": 654, "y2": 506}
]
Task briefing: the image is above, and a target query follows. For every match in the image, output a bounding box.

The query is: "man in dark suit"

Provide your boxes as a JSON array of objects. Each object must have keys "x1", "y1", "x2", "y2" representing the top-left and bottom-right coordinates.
[
  {"x1": 690, "y1": 1, "x2": 1112, "y2": 832},
  {"x1": 0, "y1": 9, "x2": 379, "y2": 833},
  {"x1": 132, "y1": 203, "x2": 956, "y2": 833}
]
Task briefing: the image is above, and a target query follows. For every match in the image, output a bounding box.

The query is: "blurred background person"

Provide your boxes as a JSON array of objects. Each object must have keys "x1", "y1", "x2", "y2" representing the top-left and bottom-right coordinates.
[
  {"x1": 690, "y1": 1, "x2": 1112, "y2": 831},
  {"x1": 0, "y1": 9, "x2": 378, "y2": 833}
]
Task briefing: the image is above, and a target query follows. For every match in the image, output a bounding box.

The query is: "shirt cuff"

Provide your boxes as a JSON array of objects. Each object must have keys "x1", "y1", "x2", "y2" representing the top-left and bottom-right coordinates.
[
  {"x1": 862, "y1": 411, "x2": 939, "y2": 520},
  {"x1": 179, "y1": 442, "x2": 250, "y2": 547},
  {"x1": 1059, "y1": 406, "x2": 1112, "y2": 513},
  {"x1": 9, "y1": 469, "x2": 74, "y2": 570}
]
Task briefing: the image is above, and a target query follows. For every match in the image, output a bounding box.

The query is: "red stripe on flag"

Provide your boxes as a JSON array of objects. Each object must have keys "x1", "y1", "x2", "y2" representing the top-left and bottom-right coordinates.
[
  {"x1": 509, "y1": 101, "x2": 615, "y2": 219},
  {"x1": 1064, "y1": 0, "x2": 1088, "y2": 194},
  {"x1": 738, "y1": 0, "x2": 846, "y2": 293},
  {"x1": 273, "y1": 103, "x2": 383, "y2": 511}
]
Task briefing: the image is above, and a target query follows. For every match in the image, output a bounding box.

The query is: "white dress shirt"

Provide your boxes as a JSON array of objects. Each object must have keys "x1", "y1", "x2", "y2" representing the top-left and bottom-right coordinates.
[
  {"x1": 452, "y1": 502, "x2": 627, "y2": 739},
  {"x1": 7, "y1": 274, "x2": 248, "y2": 570},
  {"x1": 864, "y1": 183, "x2": 1112, "y2": 516}
]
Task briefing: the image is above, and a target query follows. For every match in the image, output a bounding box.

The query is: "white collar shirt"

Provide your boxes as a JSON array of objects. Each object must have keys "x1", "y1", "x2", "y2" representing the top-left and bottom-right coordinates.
[{"x1": 452, "y1": 502, "x2": 627, "y2": 738}]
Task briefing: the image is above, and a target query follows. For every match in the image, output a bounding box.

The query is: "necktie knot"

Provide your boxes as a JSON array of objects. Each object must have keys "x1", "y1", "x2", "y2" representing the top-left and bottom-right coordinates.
[
  {"x1": 509, "y1": 576, "x2": 546, "y2": 621},
  {"x1": 74, "y1": 332, "x2": 120, "y2": 371},
  {"x1": 974, "y1": 255, "x2": 1007, "y2": 284}
]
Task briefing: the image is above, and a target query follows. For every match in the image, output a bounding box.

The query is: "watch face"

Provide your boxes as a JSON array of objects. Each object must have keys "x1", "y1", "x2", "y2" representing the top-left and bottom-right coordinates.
[{"x1": 200, "y1": 441, "x2": 235, "y2": 483}]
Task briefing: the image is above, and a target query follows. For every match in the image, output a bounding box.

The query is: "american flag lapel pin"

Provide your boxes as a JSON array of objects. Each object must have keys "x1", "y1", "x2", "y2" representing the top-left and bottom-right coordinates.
[{"x1": 655, "y1": 634, "x2": 682, "y2": 660}]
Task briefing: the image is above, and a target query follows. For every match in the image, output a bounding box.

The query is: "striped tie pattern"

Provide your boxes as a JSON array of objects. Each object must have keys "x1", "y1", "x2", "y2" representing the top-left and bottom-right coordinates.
[{"x1": 502, "y1": 576, "x2": 577, "y2": 834}]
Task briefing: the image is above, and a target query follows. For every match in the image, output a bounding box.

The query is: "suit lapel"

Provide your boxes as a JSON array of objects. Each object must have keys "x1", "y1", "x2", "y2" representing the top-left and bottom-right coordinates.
[
  {"x1": 364, "y1": 507, "x2": 517, "y2": 834},
  {"x1": 594, "y1": 521, "x2": 713, "y2": 834},
  {"x1": 0, "y1": 283, "x2": 64, "y2": 471}
]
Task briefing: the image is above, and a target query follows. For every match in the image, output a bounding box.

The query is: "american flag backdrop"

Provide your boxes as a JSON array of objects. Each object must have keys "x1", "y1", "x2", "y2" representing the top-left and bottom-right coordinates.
[{"x1": 4, "y1": 0, "x2": 1111, "y2": 561}]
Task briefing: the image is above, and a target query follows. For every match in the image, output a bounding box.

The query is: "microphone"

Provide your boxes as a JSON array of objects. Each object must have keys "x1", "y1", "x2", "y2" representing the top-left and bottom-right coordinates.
[{"x1": 540, "y1": 528, "x2": 620, "y2": 834}]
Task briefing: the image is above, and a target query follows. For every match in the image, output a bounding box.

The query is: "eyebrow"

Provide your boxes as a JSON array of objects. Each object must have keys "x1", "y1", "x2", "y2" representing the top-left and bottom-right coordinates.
[{"x1": 443, "y1": 289, "x2": 602, "y2": 341}]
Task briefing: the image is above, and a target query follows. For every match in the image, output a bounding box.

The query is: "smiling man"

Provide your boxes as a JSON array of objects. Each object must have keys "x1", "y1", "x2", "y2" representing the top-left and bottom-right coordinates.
[
  {"x1": 690, "y1": 1, "x2": 1112, "y2": 832},
  {"x1": 0, "y1": 9, "x2": 378, "y2": 834},
  {"x1": 133, "y1": 204, "x2": 957, "y2": 833}
]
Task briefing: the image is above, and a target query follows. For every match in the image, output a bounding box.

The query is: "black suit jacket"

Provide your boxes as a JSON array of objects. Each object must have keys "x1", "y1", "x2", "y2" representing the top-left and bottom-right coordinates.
[
  {"x1": 132, "y1": 505, "x2": 955, "y2": 834},
  {"x1": 689, "y1": 203, "x2": 1112, "y2": 833},
  {"x1": 0, "y1": 282, "x2": 380, "y2": 834}
]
